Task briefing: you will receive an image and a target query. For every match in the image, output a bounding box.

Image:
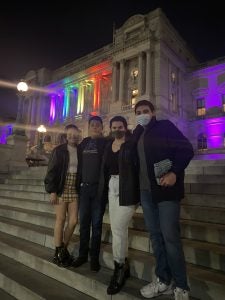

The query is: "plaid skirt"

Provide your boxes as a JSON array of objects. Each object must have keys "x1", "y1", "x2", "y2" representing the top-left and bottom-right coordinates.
[{"x1": 58, "y1": 173, "x2": 78, "y2": 203}]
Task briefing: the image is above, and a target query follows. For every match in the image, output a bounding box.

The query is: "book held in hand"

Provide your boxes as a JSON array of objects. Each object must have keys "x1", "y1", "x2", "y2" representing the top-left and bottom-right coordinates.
[{"x1": 154, "y1": 159, "x2": 172, "y2": 185}]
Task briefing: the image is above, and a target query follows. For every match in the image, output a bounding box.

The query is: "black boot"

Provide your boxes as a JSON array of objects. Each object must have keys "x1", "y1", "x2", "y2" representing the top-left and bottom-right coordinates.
[
  {"x1": 107, "y1": 260, "x2": 130, "y2": 295},
  {"x1": 61, "y1": 243, "x2": 72, "y2": 264},
  {"x1": 53, "y1": 245, "x2": 71, "y2": 267}
]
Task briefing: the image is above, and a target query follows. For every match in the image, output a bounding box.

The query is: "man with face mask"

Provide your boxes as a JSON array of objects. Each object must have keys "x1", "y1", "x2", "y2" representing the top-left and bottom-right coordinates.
[
  {"x1": 133, "y1": 100, "x2": 194, "y2": 300},
  {"x1": 98, "y1": 115, "x2": 139, "y2": 295}
]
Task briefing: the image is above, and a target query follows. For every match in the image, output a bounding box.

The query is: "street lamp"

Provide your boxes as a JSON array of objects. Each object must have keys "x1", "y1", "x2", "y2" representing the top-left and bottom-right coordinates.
[
  {"x1": 37, "y1": 124, "x2": 47, "y2": 152},
  {"x1": 14, "y1": 80, "x2": 29, "y2": 135}
]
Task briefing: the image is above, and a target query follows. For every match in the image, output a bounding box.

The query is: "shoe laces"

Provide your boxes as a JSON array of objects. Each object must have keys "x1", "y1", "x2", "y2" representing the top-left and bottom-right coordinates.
[{"x1": 147, "y1": 278, "x2": 164, "y2": 293}]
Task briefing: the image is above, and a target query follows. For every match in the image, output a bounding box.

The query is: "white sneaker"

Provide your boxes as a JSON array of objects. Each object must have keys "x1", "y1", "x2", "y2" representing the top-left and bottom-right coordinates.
[
  {"x1": 174, "y1": 287, "x2": 190, "y2": 300},
  {"x1": 140, "y1": 278, "x2": 173, "y2": 298}
]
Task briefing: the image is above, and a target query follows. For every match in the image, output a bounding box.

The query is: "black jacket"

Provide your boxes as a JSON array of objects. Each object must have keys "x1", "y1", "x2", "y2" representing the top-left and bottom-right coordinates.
[
  {"x1": 44, "y1": 143, "x2": 71, "y2": 196},
  {"x1": 75, "y1": 136, "x2": 108, "y2": 194},
  {"x1": 98, "y1": 140, "x2": 140, "y2": 206},
  {"x1": 133, "y1": 117, "x2": 194, "y2": 202}
]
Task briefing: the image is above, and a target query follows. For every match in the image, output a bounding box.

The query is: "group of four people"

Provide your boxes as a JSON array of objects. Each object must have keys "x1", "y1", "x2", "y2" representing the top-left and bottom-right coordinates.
[{"x1": 44, "y1": 100, "x2": 194, "y2": 300}]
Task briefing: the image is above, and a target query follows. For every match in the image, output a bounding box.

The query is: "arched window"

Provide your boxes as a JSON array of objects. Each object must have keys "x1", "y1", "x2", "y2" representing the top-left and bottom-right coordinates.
[{"x1": 197, "y1": 133, "x2": 207, "y2": 150}]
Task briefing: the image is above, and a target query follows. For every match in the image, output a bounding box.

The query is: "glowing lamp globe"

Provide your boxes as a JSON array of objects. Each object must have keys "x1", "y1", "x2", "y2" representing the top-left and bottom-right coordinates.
[{"x1": 17, "y1": 81, "x2": 28, "y2": 92}]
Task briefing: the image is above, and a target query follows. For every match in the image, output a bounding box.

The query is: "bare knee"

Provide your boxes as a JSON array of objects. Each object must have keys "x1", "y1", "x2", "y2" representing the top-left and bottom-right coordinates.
[{"x1": 55, "y1": 216, "x2": 66, "y2": 227}]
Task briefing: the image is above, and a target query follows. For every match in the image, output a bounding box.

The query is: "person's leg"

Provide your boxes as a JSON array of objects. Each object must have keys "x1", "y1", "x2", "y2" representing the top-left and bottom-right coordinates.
[
  {"x1": 109, "y1": 196, "x2": 135, "y2": 263},
  {"x1": 53, "y1": 202, "x2": 69, "y2": 266},
  {"x1": 90, "y1": 184, "x2": 106, "y2": 261},
  {"x1": 73, "y1": 185, "x2": 91, "y2": 268},
  {"x1": 107, "y1": 176, "x2": 135, "y2": 295},
  {"x1": 64, "y1": 199, "x2": 78, "y2": 247},
  {"x1": 54, "y1": 202, "x2": 67, "y2": 247},
  {"x1": 140, "y1": 190, "x2": 173, "y2": 298},
  {"x1": 158, "y1": 200, "x2": 189, "y2": 291},
  {"x1": 140, "y1": 190, "x2": 172, "y2": 284}
]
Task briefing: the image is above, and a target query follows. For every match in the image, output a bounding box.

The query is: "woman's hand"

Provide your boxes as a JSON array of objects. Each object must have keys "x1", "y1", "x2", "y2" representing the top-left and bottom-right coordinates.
[{"x1": 50, "y1": 193, "x2": 58, "y2": 205}]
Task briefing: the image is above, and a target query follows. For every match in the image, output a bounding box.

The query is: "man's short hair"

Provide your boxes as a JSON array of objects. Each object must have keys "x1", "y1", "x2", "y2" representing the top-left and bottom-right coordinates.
[
  {"x1": 134, "y1": 100, "x2": 155, "y2": 113},
  {"x1": 88, "y1": 115, "x2": 103, "y2": 126},
  {"x1": 65, "y1": 124, "x2": 79, "y2": 131},
  {"x1": 110, "y1": 116, "x2": 128, "y2": 129}
]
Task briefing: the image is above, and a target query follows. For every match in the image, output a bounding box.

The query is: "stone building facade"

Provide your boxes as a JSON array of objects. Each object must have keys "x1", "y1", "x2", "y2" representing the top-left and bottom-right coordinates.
[{"x1": 5, "y1": 8, "x2": 225, "y2": 155}]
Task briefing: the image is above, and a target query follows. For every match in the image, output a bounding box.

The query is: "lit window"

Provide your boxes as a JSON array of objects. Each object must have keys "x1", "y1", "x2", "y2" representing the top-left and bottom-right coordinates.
[
  {"x1": 196, "y1": 98, "x2": 206, "y2": 116},
  {"x1": 197, "y1": 134, "x2": 207, "y2": 150}
]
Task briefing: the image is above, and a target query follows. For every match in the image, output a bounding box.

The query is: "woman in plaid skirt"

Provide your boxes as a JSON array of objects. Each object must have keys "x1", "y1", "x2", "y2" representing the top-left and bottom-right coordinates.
[{"x1": 45, "y1": 124, "x2": 80, "y2": 267}]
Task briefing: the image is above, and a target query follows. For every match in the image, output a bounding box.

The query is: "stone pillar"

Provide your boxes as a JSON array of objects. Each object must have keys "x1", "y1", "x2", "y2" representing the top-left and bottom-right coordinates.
[
  {"x1": 16, "y1": 96, "x2": 23, "y2": 123},
  {"x1": 146, "y1": 50, "x2": 151, "y2": 96},
  {"x1": 112, "y1": 63, "x2": 117, "y2": 102},
  {"x1": 119, "y1": 60, "x2": 125, "y2": 102},
  {"x1": 138, "y1": 53, "x2": 143, "y2": 96},
  {"x1": 27, "y1": 98, "x2": 32, "y2": 124},
  {"x1": 31, "y1": 98, "x2": 36, "y2": 125}
]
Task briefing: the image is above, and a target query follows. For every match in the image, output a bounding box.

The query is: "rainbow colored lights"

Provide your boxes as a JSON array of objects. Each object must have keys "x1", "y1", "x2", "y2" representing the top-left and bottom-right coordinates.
[{"x1": 48, "y1": 67, "x2": 111, "y2": 123}]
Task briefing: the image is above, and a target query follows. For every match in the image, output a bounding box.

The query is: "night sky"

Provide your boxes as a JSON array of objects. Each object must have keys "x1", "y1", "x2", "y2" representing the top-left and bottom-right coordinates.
[{"x1": 1, "y1": 0, "x2": 225, "y2": 119}]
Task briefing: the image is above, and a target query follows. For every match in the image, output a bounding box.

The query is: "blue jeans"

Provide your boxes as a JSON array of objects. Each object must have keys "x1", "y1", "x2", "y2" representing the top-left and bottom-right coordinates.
[
  {"x1": 141, "y1": 190, "x2": 189, "y2": 290},
  {"x1": 78, "y1": 183, "x2": 106, "y2": 259}
]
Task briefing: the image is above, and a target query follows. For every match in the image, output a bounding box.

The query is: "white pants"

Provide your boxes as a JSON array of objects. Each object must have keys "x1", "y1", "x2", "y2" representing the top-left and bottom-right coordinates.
[{"x1": 108, "y1": 175, "x2": 136, "y2": 264}]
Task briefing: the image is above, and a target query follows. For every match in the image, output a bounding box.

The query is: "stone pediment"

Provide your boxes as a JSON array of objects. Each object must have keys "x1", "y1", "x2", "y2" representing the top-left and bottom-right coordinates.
[{"x1": 122, "y1": 14, "x2": 144, "y2": 29}]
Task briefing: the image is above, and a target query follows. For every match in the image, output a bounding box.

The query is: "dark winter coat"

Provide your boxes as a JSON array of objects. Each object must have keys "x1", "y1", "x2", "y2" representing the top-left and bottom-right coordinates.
[
  {"x1": 98, "y1": 139, "x2": 140, "y2": 206},
  {"x1": 44, "y1": 143, "x2": 71, "y2": 196},
  {"x1": 132, "y1": 117, "x2": 194, "y2": 202}
]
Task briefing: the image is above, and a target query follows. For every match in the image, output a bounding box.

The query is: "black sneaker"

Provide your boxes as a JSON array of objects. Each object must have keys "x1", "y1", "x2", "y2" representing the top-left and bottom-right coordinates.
[
  {"x1": 72, "y1": 256, "x2": 88, "y2": 268},
  {"x1": 90, "y1": 259, "x2": 100, "y2": 272}
]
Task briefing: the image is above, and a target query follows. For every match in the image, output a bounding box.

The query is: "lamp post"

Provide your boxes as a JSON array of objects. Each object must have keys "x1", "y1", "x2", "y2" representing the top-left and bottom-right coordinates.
[
  {"x1": 14, "y1": 80, "x2": 29, "y2": 135},
  {"x1": 37, "y1": 124, "x2": 46, "y2": 152}
]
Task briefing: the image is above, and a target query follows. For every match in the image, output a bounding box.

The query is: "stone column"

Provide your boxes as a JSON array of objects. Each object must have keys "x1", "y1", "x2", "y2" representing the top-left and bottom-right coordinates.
[
  {"x1": 119, "y1": 60, "x2": 125, "y2": 102},
  {"x1": 27, "y1": 98, "x2": 32, "y2": 125},
  {"x1": 112, "y1": 63, "x2": 117, "y2": 102},
  {"x1": 146, "y1": 50, "x2": 151, "y2": 96},
  {"x1": 138, "y1": 53, "x2": 143, "y2": 96}
]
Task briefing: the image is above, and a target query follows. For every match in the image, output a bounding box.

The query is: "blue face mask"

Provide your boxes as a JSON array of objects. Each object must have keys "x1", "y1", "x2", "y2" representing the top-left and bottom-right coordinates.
[{"x1": 136, "y1": 114, "x2": 151, "y2": 126}]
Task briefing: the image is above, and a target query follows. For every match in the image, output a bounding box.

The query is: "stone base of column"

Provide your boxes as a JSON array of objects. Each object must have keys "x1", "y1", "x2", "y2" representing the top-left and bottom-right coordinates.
[{"x1": 6, "y1": 134, "x2": 28, "y2": 171}]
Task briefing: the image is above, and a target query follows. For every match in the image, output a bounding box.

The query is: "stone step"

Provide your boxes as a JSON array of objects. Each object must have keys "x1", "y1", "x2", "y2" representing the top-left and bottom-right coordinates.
[
  {"x1": 184, "y1": 174, "x2": 225, "y2": 184},
  {"x1": 0, "y1": 197, "x2": 51, "y2": 213},
  {"x1": 0, "y1": 232, "x2": 149, "y2": 300},
  {"x1": 98, "y1": 242, "x2": 225, "y2": 300},
  {"x1": 9, "y1": 174, "x2": 45, "y2": 180},
  {"x1": 184, "y1": 183, "x2": 225, "y2": 195},
  {"x1": 0, "y1": 288, "x2": 16, "y2": 300},
  {"x1": 189, "y1": 158, "x2": 225, "y2": 166},
  {"x1": 5, "y1": 178, "x2": 44, "y2": 186},
  {"x1": 1, "y1": 201, "x2": 225, "y2": 246},
  {"x1": 0, "y1": 184, "x2": 45, "y2": 193},
  {"x1": 183, "y1": 194, "x2": 225, "y2": 208},
  {"x1": 1, "y1": 213, "x2": 225, "y2": 273},
  {"x1": 0, "y1": 231, "x2": 220, "y2": 300},
  {"x1": 0, "y1": 253, "x2": 93, "y2": 300},
  {"x1": 2, "y1": 182, "x2": 225, "y2": 199},
  {"x1": 0, "y1": 189, "x2": 47, "y2": 201},
  {"x1": 185, "y1": 166, "x2": 225, "y2": 175},
  {"x1": 180, "y1": 205, "x2": 225, "y2": 224}
]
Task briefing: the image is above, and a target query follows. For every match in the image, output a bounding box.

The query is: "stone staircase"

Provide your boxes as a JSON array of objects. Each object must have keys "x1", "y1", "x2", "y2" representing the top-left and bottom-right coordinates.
[{"x1": 0, "y1": 160, "x2": 224, "y2": 300}]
